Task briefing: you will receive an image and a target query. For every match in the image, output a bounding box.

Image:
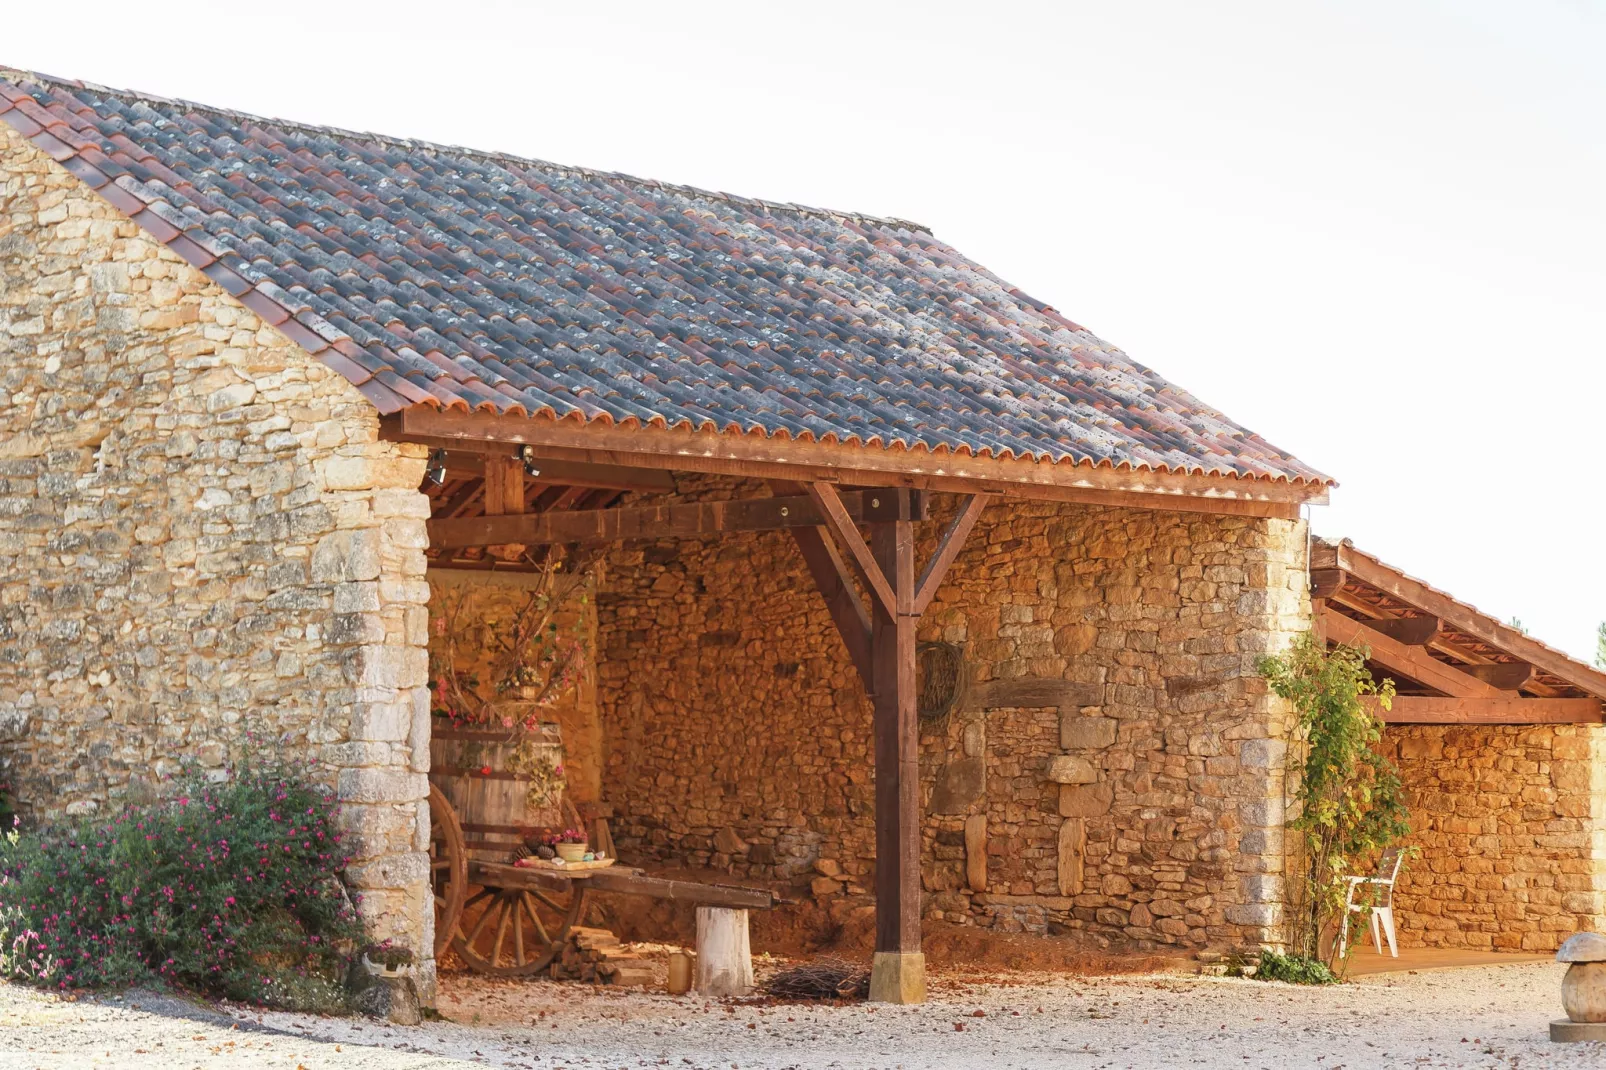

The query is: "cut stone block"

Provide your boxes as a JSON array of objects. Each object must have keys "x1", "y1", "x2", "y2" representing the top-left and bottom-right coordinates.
[
  {"x1": 1059, "y1": 782, "x2": 1114, "y2": 817},
  {"x1": 930, "y1": 757, "x2": 985, "y2": 813},
  {"x1": 1045, "y1": 755, "x2": 1097, "y2": 785},
  {"x1": 964, "y1": 814, "x2": 987, "y2": 893},
  {"x1": 1060, "y1": 715, "x2": 1116, "y2": 750}
]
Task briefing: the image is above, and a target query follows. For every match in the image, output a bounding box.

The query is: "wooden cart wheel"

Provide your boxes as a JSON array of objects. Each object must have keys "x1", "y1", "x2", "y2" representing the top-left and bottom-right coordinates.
[
  {"x1": 452, "y1": 878, "x2": 584, "y2": 977},
  {"x1": 427, "y1": 784, "x2": 467, "y2": 960}
]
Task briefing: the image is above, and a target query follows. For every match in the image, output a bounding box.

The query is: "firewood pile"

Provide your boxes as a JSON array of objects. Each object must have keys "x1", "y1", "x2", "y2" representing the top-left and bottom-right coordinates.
[{"x1": 549, "y1": 926, "x2": 654, "y2": 986}]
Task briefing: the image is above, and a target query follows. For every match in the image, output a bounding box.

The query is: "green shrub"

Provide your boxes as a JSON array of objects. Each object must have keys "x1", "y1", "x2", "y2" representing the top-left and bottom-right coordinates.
[
  {"x1": 0, "y1": 756, "x2": 362, "y2": 1009},
  {"x1": 1255, "y1": 949, "x2": 1339, "y2": 985}
]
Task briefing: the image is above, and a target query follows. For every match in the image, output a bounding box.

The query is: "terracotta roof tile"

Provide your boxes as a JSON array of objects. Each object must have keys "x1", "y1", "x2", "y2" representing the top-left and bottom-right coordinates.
[{"x1": 0, "y1": 69, "x2": 1331, "y2": 484}]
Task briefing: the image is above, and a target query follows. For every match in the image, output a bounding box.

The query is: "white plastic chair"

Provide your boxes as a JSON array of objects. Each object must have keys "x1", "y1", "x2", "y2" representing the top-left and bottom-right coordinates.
[{"x1": 1339, "y1": 847, "x2": 1403, "y2": 958}]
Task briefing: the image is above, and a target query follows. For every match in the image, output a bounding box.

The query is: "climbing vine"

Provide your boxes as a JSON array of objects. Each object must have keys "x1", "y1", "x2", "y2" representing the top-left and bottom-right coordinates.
[{"x1": 1259, "y1": 632, "x2": 1410, "y2": 971}]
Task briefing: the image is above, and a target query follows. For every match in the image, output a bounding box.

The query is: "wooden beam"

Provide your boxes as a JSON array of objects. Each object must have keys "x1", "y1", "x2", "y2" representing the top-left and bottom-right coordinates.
[
  {"x1": 1310, "y1": 568, "x2": 1348, "y2": 598},
  {"x1": 790, "y1": 526, "x2": 873, "y2": 684},
  {"x1": 1464, "y1": 662, "x2": 1537, "y2": 691},
  {"x1": 1371, "y1": 695, "x2": 1602, "y2": 725},
  {"x1": 1313, "y1": 542, "x2": 1606, "y2": 700},
  {"x1": 807, "y1": 483, "x2": 897, "y2": 618},
  {"x1": 1362, "y1": 616, "x2": 1442, "y2": 645},
  {"x1": 388, "y1": 409, "x2": 1323, "y2": 519},
  {"x1": 427, "y1": 492, "x2": 868, "y2": 549},
  {"x1": 1320, "y1": 606, "x2": 1505, "y2": 699},
  {"x1": 912, "y1": 494, "x2": 989, "y2": 616},
  {"x1": 410, "y1": 442, "x2": 676, "y2": 492}
]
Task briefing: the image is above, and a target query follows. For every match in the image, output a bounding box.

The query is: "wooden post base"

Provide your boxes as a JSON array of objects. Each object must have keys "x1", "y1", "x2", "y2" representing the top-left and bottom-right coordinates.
[
  {"x1": 694, "y1": 906, "x2": 753, "y2": 996},
  {"x1": 869, "y1": 951, "x2": 926, "y2": 1004}
]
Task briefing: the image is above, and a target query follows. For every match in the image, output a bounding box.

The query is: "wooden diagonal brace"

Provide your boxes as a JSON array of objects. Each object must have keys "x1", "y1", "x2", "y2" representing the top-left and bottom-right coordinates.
[
  {"x1": 912, "y1": 494, "x2": 989, "y2": 616},
  {"x1": 807, "y1": 482, "x2": 897, "y2": 618}
]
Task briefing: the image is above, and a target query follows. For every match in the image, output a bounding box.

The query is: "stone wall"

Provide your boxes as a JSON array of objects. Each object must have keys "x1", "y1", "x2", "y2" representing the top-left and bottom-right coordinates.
[
  {"x1": 0, "y1": 127, "x2": 438, "y2": 995},
  {"x1": 595, "y1": 476, "x2": 1309, "y2": 953},
  {"x1": 1384, "y1": 724, "x2": 1606, "y2": 951}
]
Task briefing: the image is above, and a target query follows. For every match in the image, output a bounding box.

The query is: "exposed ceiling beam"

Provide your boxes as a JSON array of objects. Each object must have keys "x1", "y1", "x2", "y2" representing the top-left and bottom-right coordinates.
[
  {"x1": 412, "y1": 441, "x2": 676, "y2": 492},
  {"x1": 1362, "y1": 616, "x2": 1442, "y2": 645},
  {"x1": 1370, "y1": 695, "x2": 1601, "y2": 725},
  {"x1": 1310, "y1": 568, "x2": 1348, "y2": 598},
  {"x1": 427, "y1": 492, "x2": 873, "y2": 549},
  {"x1": 1319, "y1": 606, "x2": 1506, "y2": 699},
  {"x1": 1463, "y1": 662, "x2": 1537, "y2": 691},
  {"x1": 385, "y1": 410, "x2": 1323, "y2": 520}
]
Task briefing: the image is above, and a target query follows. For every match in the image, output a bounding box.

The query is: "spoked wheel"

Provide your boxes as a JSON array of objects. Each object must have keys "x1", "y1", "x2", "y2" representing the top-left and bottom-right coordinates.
[
  {"x1": 427, "y1": 784, "x2": 467, "y2": 960},
  {"x1": 452, "y1": 880, "x2": 584, "y2": 977}
]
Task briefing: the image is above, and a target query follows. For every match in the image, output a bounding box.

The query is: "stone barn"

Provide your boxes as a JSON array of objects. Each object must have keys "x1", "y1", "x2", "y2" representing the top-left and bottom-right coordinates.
[{"x1": 0, "y1": 69, "x2": 1596, "y2": 1001}]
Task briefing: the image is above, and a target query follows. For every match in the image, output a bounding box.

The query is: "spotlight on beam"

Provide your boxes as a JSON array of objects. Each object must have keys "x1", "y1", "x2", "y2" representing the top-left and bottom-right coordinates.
[
  {"x1": 425, "y1": 448, "x2": 448, "y2": 486},
  {"x1": 519, "y1": 445, "x2": 541, "y2": 480}
]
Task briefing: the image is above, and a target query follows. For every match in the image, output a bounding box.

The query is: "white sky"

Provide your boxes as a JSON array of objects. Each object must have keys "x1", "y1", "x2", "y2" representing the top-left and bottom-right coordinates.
[{"x1": 8, "y1": 0, "x2": 1604, "y2": 661}]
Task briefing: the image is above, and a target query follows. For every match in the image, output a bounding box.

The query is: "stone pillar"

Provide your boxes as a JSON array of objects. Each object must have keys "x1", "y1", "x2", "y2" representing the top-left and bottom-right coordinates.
[{"x1": 313, "y1": 440, "x2": 437, "y2": 1004}]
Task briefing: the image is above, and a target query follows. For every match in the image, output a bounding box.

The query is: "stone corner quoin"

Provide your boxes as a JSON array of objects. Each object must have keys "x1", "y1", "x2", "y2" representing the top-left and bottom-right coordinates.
[{"x1": 0, "y1": 125, "x2": 438, "y2": 997}]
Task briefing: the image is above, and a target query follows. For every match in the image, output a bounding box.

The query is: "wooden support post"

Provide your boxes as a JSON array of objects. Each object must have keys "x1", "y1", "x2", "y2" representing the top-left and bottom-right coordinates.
[
  {"x1": 867, "y1": 496, "x2": 924, "y2": 1005},
  {"x1": 784, "y1": 486, "x2": 990, "y2": 1005},
  {"x1": 693, "y1": 906, "x2": 753, "y2": 996},
  {"x1": 481, "y1": 455, "x2": 526, "y2": 560}
]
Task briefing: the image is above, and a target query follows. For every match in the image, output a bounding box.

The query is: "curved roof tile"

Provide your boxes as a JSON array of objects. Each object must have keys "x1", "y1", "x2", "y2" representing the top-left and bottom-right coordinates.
[{"x1": 0, "y1": 70, "x2": 1330, "y2": 485}]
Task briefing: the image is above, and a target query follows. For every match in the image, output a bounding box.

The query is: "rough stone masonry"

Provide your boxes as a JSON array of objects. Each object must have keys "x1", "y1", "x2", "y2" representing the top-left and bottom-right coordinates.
[
  {"x1": 0, "y1": 126, "x2": 439, "y2": 999},
  {"x1": 595, "y1": 477, "x2": 1311, "y2": 954}
]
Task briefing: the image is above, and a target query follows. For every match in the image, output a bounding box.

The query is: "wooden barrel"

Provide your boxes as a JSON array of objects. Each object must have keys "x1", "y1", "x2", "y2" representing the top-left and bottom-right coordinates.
[{"x1": 429, "y1": 713, "x2": 566, "y2": 861}]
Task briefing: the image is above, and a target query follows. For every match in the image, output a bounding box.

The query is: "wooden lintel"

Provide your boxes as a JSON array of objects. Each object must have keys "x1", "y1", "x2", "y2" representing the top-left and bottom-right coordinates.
[
  {"x1": 1310, "y1": 568, "x2": 1348, "y2": 598},
  {"x1": 387, "y1": 409, "x2": 1322, "y2": 519},
  {"x1": 1320, "y1": 606, "x2": 1505, "y2": 699},
  {"x1": 427, "y1": 492, "x2": 866, "y2": 549},
  {"x1": 1372, "y1": 695, "x2": 1602, "y2": 725},
  {"x1": 1362, "y1": 615, "x2": 1442, "y2": 646}
]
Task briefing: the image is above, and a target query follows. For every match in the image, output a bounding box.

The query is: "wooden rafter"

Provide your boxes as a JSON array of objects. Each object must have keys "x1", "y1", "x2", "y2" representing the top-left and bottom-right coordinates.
[
  {"x1": 1313, "y1": 542, "x2": 1606, "y2": 700},
  {"x1": 1319, "y1": 606, "x2": 1506, "y2": 699}
]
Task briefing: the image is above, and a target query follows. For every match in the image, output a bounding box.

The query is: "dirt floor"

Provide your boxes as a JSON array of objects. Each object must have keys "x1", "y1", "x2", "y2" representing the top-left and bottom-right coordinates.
[{"x1": 0, "y1": 956, "x2": 1601, "y2": 1069}]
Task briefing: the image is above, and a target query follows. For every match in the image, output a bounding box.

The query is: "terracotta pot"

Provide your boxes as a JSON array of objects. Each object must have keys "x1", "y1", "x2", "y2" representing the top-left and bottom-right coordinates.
[{"x1": 555, "y1": 842, "x2": 588, "y2": 863}]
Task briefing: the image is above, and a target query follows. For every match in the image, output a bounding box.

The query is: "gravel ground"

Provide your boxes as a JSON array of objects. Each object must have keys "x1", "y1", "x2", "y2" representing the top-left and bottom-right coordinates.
[{"x1": 0, "y1": 962, "x2": 1602, "y2": 1069}]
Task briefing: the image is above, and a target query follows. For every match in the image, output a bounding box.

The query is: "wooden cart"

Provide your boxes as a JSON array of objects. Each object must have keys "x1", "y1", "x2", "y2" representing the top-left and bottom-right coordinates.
[{"x1": 427, "y1": 785, "x2": 776, "y2": 977}]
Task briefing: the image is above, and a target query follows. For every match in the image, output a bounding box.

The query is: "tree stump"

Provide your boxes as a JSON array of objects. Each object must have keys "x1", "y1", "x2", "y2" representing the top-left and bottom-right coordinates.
[{"x1": 694, "y1": 907, "x2": 753, "y2": 996}]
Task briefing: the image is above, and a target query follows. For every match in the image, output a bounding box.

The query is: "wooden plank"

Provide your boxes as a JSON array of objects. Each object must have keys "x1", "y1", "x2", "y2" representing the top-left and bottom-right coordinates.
[
  {"x1": 1320, "y1": 606, "x2": 1505, "y2": 699},
  {"x1": 1310, "y1": 568, "x2": 1348, "y2": 598},
  {"x1": 585, "y1": 870, "x2": 776, "y2": 910},
  {"x1": 870, "y1": 516, "x2": 921, "y2": 958},
  {"x1": 389, "y1": 410, "x2": 1322, "y2": 518},
  {"x1": 427, "y1": 492, "x2": 868, "y2": 548},
  {"x1": 1363, "y1": 616, "x2": 1442, "y2": 645},
  {"x1": 1372, "y1": 696, "x2": 1602, "y2": 724},
  {"x1": 1314, "y1": 543, "x2": 1606, "y2": 700},
  {"x1": 809, "y1": 483, "x2": 896, "y2": 617},
  {"x1": 912, "y1": 494, "x2": 989, "y2": 616},
  {"x1": 470, "y1": 861, "x2": 777, "y2": 908},
  {"x1": 417, "y1": 445, "x2": 676, "y2": 492}
]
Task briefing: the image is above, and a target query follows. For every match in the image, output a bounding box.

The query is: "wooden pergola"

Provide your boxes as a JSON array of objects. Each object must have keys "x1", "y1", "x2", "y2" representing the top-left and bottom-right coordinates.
[
  {"x1": 1312, "y1": 540, "x2": 1606, "y2": 724},
  {"x1": 388, "y1": 409, "x2": 1328, "y2": 1002}
]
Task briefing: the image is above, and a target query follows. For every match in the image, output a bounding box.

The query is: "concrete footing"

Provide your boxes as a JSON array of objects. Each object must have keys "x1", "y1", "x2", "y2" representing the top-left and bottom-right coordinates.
[
  {"x1": 1550, "y1": 1019, "x2": 1606, "y2": 1042},
  {"x1": 869, "y1": 951, "x2": 926, "y2": 1004}
]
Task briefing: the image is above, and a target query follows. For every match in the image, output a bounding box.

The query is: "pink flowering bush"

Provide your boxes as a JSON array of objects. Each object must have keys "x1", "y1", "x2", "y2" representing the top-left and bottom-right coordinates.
[{"x1": 0, "y1": 756, "x2": 362, "y2": 1009}]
